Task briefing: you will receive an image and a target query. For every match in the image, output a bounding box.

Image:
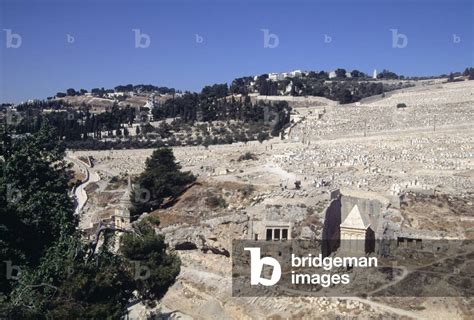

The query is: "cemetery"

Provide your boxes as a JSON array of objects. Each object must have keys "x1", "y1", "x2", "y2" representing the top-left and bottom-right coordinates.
[{"x1": 67, "y1": 79, "x2": 473, "y2": 319}]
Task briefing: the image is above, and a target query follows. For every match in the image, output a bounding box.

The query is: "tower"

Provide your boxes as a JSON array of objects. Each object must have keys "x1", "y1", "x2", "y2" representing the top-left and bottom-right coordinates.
[
  {"x1": 373, "y1": 69, "x2": 377, "y2": 79},
  {"x1": 114, "y1": 176, "x2": 133, "y2": 230}
]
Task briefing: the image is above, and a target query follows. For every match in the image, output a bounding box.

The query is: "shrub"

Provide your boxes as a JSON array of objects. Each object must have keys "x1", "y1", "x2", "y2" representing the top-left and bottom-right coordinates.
[
  {"x1": 257, "y1": 131, "x2": 269, "y2": 143},
  {"x1": 239, "y1": 184, "x2": 255, "y2": 197},
  {"x1": 144, "y1": 214, "x2": 161, "y2": 226},
  {"x1": 206, "y1": 195, "x2": 228, "y2": 208},
  {"x1": 238, "y1": 152, "x2": 258, "y2": 161}
]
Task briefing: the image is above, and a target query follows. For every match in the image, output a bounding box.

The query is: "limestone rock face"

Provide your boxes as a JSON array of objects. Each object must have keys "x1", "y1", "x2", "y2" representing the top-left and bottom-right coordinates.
[
  {"x1": 300, "y1": 226, "x2": 317, "y2": 240},
  {"x1": 161, "y1": 212, "x2": 249, "y2": 252}
]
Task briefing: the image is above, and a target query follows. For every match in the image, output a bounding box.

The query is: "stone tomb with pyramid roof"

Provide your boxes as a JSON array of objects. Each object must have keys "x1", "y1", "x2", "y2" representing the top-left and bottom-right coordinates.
[
  {"x1": 327, "y1": 190, "x2": 387, "y2": 255},
  {"x1": 339, "y1": 204, "x2": 372, "y2": 255}
]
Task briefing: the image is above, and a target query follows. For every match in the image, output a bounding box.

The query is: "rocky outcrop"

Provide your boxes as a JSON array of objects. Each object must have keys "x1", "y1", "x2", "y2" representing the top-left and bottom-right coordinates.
[{"x1": 161, "y1": 212, "x2": 249, "y2": 255}]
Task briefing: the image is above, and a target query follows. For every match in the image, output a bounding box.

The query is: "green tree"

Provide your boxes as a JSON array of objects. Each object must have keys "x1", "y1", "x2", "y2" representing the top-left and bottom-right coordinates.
[
  {"x1": 8, "y1": 237, "x2": 135, "y2": 319},
  {"x1": 335, "y1": 68, "x2": 347, "y2": 79},
  {"x1": 0, "y1": 125, "x2": 136, "y2": 318},
  {"x1": 462, "y1": 67, "x2": 469, "y2": 76},
  {"x1": 120, "y1": 222, "x2": 180, "y2": 304},
  {"x1": 338, "y1": 89, "x2": 353, "y2": 104},
  {"x1": 1, "y1": 124, "x2": 179, "y2": 318},
  {"x1": 203, "y1": 135, "x2": 213, "y2": 148},
  {"x1": 132, "y1": 148, "x2": 196, "y2": 214},
  {"x1": 448, "y1": 72, "x2": 454, "y2": 82},
  {"x1": 378, "y1": 69, "x2": 399, "y2": 79},
  {"x1": 0, "y1": 125, "x2": 76, "y2": 267},
  {"x1": 350, "y1": 70, "x2": 365, "y2": 78},
  {"x1": 66, "y1": 88, "x2": 76, "y2": 96},
  {"x1": 257, "y1": 131, "x2": 269, "y2": 143}
]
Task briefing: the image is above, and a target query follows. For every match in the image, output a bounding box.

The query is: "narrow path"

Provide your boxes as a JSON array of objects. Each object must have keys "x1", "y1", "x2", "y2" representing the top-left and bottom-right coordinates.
[
  {"x1": 348, "y1": 296, "x2": 425, "y2": 319},
  {"x1": 367, "y1": 266, "x2": 408, "y2": 296},
  {"x1": 281, "y1": 286, "x2": 425, "y2": 319},
  {"x1": 65, "y1": 156, "x2": 100, "y2": 216}
]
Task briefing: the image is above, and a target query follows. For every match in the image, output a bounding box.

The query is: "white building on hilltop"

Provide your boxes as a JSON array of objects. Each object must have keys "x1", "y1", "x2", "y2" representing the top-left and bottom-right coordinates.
[
  {"x1": 373, "y1": 69, "x2": 378, "y2": 79},
  {"x1": 268, "y1": 70, "x2": 303, "y2": 81},
  {"x1": 290, "y1": 70, "x2": 303, "y2": 77},
  {"x1": 269, "y1": 73, "x2": 285, "y2": 81}
]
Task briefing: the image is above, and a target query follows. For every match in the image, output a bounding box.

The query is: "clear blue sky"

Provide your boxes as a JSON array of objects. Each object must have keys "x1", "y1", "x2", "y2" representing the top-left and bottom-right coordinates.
[{"x1": 0, "y1": 0, "x2": 472, "y2": 103}]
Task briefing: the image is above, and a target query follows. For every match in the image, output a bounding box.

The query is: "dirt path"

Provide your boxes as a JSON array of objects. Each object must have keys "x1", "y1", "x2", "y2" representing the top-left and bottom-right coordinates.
[
  {"x1": 65, "y1": 156, "x2": 100, "y2": 216},
  {"x1": 368, "y1": 266, "x2": 408, "y2": 296}
]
